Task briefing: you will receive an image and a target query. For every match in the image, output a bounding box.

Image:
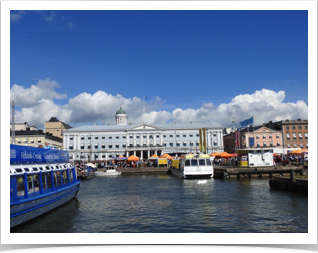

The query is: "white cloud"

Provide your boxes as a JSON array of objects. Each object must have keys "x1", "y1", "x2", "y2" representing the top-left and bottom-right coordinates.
[
  {"x1": 10, "y1": 78, "x2": 67, "y2": 107},
  {"x1": 10, "y1": 81, "x2": 308, "y2": 130},
  {"x1": 10, "y1": 11, "x2": 26, "y2": 22}
]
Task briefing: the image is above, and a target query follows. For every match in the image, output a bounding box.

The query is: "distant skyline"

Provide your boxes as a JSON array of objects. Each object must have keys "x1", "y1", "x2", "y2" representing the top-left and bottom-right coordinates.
[{"x1": 6, "y1": 3, "x2": 314, "y2": 131}]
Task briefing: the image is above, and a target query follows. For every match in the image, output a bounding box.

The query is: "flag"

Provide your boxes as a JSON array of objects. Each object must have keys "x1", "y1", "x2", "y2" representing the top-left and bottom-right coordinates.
[
  {"x1": 235, "y1": 130, "x2": 240, "y2": 147},
  {"x1": 199, "y1": 129, "x2": 203, "y2": 152},
  {"x1": 239, "y1": 116, "x2": 253, "y2": 127},
  {"x1": 246, "y1": 116, "x2": 253, "y2": 125},
  {"x1": 202, "y1": 128, "x2": 207, "y2": 154}
]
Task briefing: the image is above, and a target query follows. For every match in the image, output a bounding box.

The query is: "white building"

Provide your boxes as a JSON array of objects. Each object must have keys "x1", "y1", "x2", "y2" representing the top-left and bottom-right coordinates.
[{"x1": 62, "y1": 107, "x2": 224, "y2": 161}]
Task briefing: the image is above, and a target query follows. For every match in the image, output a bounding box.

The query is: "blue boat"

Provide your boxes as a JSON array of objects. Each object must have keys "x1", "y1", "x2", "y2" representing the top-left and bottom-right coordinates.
[{"x1": 10, "y1": 144, "x2": 81, "y2": 228}]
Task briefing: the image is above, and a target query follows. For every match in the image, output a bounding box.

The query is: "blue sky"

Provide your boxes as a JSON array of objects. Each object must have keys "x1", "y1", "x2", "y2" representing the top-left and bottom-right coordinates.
[{"x1": 9, "y1": 7, "x2": 310, "y2": 129}]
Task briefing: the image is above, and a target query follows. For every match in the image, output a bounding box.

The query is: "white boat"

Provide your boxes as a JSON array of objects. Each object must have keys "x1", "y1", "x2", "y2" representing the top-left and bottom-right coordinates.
[
  {"x1": 94, "y1": 166, "x2": 121, "y2": 176},
  {"x1": 10, "y1": 144, "x2": 81, "y2": 228},
  {"x1": 170, "y1": 154, "x2": 214, "y2": 179}
]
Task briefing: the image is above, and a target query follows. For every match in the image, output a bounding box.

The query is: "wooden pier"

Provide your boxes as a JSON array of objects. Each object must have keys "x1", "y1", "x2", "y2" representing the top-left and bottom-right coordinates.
[{"x1": 213, "y1": 165, "x2": 306, "y2": 179}]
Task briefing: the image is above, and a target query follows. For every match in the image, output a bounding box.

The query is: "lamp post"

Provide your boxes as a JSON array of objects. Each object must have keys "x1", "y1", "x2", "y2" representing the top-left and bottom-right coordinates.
[{"x1": 149, "y1": 134, "x2": 153, "y2": 156}]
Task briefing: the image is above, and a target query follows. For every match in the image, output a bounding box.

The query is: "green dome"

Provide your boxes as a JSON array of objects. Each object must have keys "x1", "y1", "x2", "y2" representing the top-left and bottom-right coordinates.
[{"x1": 116, "y1": 106, "x2": 126, "y2": 115}]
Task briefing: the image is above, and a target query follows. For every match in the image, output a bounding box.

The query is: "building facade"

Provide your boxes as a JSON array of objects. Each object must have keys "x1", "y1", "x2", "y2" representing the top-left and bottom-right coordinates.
[
  {"x1": 44, "y1": 117, "x2": 72, "y2": 138},
  {"x1": 63, "y1": 123, "x2": 224, "y2": 161},
  {"x1": 239, "y1": 125, "x2": 283, "y2": 149},
  {"x1": 62, "y1": 106, "x2": 224, "y2": 160},
  {"x1": 10, "y1": 128, "x2": 63, "y2": 149},
  {"x1": 223, "y1": 119, "x2": 308, "y2": 154},
  {"x1": 278, "y1": 119, "x2": 308, "y2": 150}
]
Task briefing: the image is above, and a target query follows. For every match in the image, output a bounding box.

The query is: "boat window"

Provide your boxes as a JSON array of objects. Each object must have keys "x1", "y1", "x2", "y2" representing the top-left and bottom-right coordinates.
[
  {"x1": 27, "y1": 175, "x2": 34, "y2": 194},
  {"x1": 206, "y1": 159, "x2": 212, "y2": 166},
  {"x1": 63, "y1": 171, "x2": 67, "y2": 184},
  {"x1": 47, "y1": 173, "x2": 53, "y2": 189},
  {"x1": 53, "y1": 172, "x2": 58, "y2": 187},
  {"x1": 33, "y1": 174, "x2": 40, "y2": 192},
  {"x1": 16, "y1": 176, "x2": 25, "y2": 197},
  {"x1": 191, "y1": 159, "x2": 198, "y2": 166},
  {"x1": 185, "y1": 160, "x2": 190, "y2": 166},
  {"x1": 42, "y1": 173, "x2": 48, "y2": 190},
  {"x1": 39, "y1": 167, "x2": 43, "y2": 171},
  {"x1": 56, "y1": 172, "x2": 61, "y2": 186},
  {"x1": 15, "y1": 168, "x2": 23, "y2": 173},
  {"x1": 51, "y1": 166, "x2": 54, "y2": 170},
  {"x1": 24, "y1": 168, "x2": 30, "y2": 172},
  {"x1": 46, "y1": 166, "x2": 50, "y2": 170},
  {"x1": 69, "y1": 169, "x2": 73, "y2": 183},
  {"x1": 199, "y1": 159, "x2": 206, "y2": 166},
  {"x1": 33, "y1": 168, "x2": 38, "y2": 171}
]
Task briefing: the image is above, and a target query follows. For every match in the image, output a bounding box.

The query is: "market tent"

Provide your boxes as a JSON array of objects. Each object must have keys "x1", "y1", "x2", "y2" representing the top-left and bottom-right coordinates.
[
  {"x1": 295, "y1": 149, "x2": 308, "y2": 155},
  {"x1": 220, "y1": 152, "x2": 232, "y2": 158},
  {"x1": 128, "y1": 155, "x2": 139, "y2": 161},
  {"x1": 289, "y1": 149, "x2": 302, "y2": 154},
  {"x1": 230, "y1": 153, "x2": 238, "y2": 157},
  {"x1": 210, "y1": 152, "x2": 219, "y2": 157},
  {"x1": 160, "y1": 153, "x2": 173, "y2": 160},
  {"x1": 149, "y1": 154, "x2": 158, "y2": 158}
]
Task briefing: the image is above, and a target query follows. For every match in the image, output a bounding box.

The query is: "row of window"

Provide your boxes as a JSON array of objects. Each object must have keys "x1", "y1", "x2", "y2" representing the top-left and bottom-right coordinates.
[
  {"x1": 70, "y1": 132, "x2": 220, "y2": 141},
  {"x1": 247, "y1": 143, "x2": 308, "y2": 148},
  {"x1": 243, "y1": 134, "x2": 281, "y2": 140},
  {"x1": 286, "y1": 133, "x2": 308, "y2": 140},
  {"x1": 13, "y1": 170, "x2": 74, "y2": 201},
  {"x1": 286, "y1": 126, "x2": 308, "y2": 130},
  {"x1": 70, "y1": 141, "x2": 219, "y2": 150}
]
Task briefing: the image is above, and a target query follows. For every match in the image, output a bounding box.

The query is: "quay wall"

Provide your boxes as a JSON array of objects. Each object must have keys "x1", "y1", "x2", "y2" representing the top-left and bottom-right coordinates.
[
  {"x1": 269, "y1": 177, "x2": 308, "y2": 195},
  {"x1": 117, "y1": 167, "x2": 169, "y2": 175}
]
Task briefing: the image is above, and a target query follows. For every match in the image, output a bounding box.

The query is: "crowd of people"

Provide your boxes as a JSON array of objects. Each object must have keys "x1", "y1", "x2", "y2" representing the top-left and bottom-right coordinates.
[
  {"x1": 274, "y1": 154, "x2": 307, "y2": 165},
  {"x1": 73, "y1": 158, "x2": 173, "y2": 170}
]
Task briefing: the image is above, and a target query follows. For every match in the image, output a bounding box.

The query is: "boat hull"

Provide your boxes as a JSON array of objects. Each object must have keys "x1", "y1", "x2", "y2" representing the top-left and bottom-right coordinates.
[
  {"x1": 94, "y1": 171, "x2": 121, "y2": 177},
  {"x1": 170, "y1": 168, "x2": 213, "y2": 179},
  {"x1": 10, "y1": 183, "x2": 80, "y2": 228}
]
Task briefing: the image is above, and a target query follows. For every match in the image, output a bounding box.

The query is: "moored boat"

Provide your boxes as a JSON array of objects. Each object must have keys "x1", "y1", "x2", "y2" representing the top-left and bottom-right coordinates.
[
  {"x1": 94, "y1": 165, "x2": 121, "y2": 176},
  {"x1": 10, "y1": 144, "x2": 81, "y2": 228},
  {"x1": 170, "y1": 154, "x2": 214, "y2": 179}
]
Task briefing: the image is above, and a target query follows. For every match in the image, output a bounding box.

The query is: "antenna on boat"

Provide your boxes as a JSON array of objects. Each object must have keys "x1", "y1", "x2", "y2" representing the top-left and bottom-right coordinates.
[{"x1": 11, "y1": 101, "x2": 15, "y2": 144}]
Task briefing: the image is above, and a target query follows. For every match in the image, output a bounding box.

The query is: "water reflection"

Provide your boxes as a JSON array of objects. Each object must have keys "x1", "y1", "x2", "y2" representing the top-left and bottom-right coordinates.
[{"x1": 11, "y1": 175, "x2": 308, "y2": 233}]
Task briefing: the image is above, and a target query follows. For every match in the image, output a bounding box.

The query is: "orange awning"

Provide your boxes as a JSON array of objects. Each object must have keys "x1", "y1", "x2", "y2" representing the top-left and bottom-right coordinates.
[
  {"x1": 160, "y1": 153, "x2": 173, "y2": 160},
  {"x1": 220, "y1": 152, "x2": 232, "y2": 158},
  {"x1": 295, "y1": 149, "x2": 308, "y2": 154},
  {"x1": 128, "y1": 155, "x2": 139, "y2": 161},
  {"x1": 290, "y1": 149, "x2": 301, "y2": 154}
]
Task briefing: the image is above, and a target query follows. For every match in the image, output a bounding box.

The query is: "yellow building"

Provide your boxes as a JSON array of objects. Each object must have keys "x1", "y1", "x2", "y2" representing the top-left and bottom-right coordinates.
[{"x1": 44, "y1": 117, "x2": 72, "y2": 138}]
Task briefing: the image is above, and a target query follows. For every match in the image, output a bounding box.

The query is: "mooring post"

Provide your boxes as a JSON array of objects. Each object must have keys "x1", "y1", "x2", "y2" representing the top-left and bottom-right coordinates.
[{"x1": 290, "y1": 169, "x2": 296, "y2": 183}]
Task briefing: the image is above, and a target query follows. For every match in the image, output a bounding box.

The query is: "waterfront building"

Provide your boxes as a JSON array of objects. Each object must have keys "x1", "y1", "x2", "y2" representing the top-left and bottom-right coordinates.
[
  {"x1": 223, "y1": 119, "x2": 308, "y2": 154},
  {"x1": 268, "y1": 119, "x2": 308, "y2": 151},
  {"x1": 44, "y1": 117, "x2": 72, "y2": 138},
  {"x1": 10, "y1": 128, "x2": 63, "y2": 149},
  {"x1": 62, "y1": 107, "x2": 224, "y2": 161},
  {"x1": 223, "y1": 124, "x2": 282, "y2": 153}
]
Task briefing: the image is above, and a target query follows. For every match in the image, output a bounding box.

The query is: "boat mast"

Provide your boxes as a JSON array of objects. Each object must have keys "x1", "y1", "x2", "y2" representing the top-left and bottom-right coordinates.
[{"x1": 11, "y1": 101, "x2": 15, "y2": 144}]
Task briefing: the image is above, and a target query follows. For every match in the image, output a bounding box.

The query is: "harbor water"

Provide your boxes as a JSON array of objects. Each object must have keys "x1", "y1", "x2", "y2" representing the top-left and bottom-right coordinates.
[{"x1": 11, "y1": 174, "x2": 308, "y2": 233}]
